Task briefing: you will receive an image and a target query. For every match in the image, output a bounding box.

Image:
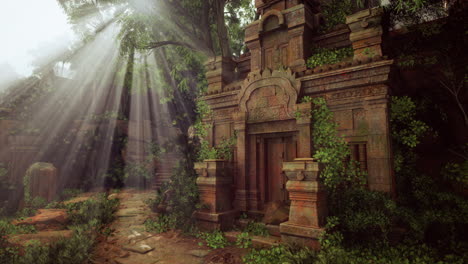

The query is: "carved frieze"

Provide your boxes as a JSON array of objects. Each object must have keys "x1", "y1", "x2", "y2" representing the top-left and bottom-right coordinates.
[
  {"x1": 238, "y1": 69, "x2": 300, "y2": 123},
  {"x1": 326, "y1": 85, "x2": 388, "y2": 101}
]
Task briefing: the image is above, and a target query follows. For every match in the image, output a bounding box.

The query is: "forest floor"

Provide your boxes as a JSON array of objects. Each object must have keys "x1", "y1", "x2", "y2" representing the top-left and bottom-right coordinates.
[{"x1": 91, "y1": 189, "x2": 247, "y2": 264}]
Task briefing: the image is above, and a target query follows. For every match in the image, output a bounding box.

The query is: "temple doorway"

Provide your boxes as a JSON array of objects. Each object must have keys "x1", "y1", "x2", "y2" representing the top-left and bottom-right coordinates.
[{"x1": 261, "y1": 133, "x2": 297, "y2": 206}]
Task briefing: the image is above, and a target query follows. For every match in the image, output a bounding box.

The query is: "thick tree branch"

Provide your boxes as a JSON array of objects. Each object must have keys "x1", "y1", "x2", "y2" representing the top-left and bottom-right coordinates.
[{"x1": 145, "y1": 41, "x2": 195, "y2": 50}]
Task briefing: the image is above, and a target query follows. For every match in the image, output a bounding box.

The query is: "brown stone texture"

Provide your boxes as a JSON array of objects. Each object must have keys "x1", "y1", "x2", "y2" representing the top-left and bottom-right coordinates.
[
  {"x1": 25, "y1": 162, "x2": 58, "y2": 202},
  {"x1": 194, "y1": 160, "x2": 239, "y2": 230},
  {"x1": 280, "y1": 158, "x2": 325, "y2": 248},
  {"x1": 9, "y1": 230, "x2": 74, "y2": 246},
  {"x1": 262, "y1": 201, "x2": 289, "y2": 225},
  {"x1": 346, "y1": 7, "x2": 384, "y2": 61},
  {"x1": 199, "y1": 2, "x2": 394, "y2": 248}
]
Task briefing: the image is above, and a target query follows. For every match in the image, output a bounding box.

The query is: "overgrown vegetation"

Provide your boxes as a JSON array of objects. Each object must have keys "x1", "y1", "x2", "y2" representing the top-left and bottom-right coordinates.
[
  {"x1": 306, "y1": 47, "x2": 353, "y2": 69},
  {"x1": 282, "y1": 95, "x2": 467, "y2": 262},
  {"x1": 309, "y1": 97, "x2": 366, "y2": 190},
  {"x1": 144, "y1": 214, "x2": 176, "y2": 234},
  {"x1": 0, "y1": 192, "x2": 120, "y2": 264},
  {"x1": 197, "y1": 229, "x2": 229, "y2": 249},
  {"x1": 244, "y1": 221, "x2": 269, "y2": 237},
  {"x1": 318, "y1": 0, "x2": 357, "y2": 33}
]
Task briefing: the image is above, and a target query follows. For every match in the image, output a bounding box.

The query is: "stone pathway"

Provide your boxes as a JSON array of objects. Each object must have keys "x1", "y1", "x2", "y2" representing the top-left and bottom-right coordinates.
[{"x1": 92, "y1": 189, "x2": 211, "y2": 264}]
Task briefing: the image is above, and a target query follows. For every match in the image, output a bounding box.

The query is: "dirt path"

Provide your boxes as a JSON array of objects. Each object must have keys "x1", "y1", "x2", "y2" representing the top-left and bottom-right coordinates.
[{"x1": 91, "y1": 189, "x2": 213, "y2": 264}]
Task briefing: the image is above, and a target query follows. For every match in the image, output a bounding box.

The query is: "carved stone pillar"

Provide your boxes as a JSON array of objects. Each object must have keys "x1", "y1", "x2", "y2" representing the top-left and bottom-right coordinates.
[
  {"x1": 346, "y1": 7, "x2": 384, "y2": 61},
  {"x1": 295, "y1": 102, "x2": 313, "y2": 158},
  {"x1": 280, "y1": 158, "x2": 326, "y2": 249},
  {"x1": 204, "y1": 56, "x2": 236, "y2": 94},
  {"x1": 233, "y1": 112, "x2": 249, "y2": 211},
  {"x1": 194, "y1": 159, "x2": 238, "y2": 231}
]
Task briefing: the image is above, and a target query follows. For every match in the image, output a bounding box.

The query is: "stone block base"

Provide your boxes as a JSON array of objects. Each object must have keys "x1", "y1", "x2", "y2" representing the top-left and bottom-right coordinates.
[
  {"x1": 280, "y1": 221, "x2": 325, "y2": 250},
  {"x1": 195, "y1": 209, "x2": 239, "y2": 231}
]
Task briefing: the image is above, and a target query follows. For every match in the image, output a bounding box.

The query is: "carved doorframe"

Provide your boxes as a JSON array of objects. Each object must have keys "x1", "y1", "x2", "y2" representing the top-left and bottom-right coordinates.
[{"x1": 233, "y1": 69, "x2": 312, "y2": 212}]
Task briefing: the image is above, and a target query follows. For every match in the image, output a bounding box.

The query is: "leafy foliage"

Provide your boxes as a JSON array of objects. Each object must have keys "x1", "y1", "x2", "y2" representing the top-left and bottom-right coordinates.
[
  {"x1": 65, "y1": 193, "x2": 119, "y2": 227},
  {"x1": 153, "y1": 159, "x2": 199, "y2": 231},
  {"x1": 1, "y1": 227, "x2": 96, "y2": 264},
  {"x1": 389, "y1": 96, "x2": 468, "y2": 250},
  {"x1": 144, "y1": 214, "x2": 176, "y2": 233},
  {"x1": 244, "y1": 221, "x2": 269, "y2": 237},
  {"x1": 235, "y1": 232, "x2": 252, "y2": 248},
  {"x1": 319, "y1": 0, "x2": 357, "y2": 33},
  {"x1": 197, "y1": 229, "x2": 229, "y2": 249},
  {"x1": 310, "y1": 97, "x2": 366, "y2": 190},
  {"x1": 442, "y1": 160, "x2": 468, "y2": 187},
  {"x1": 197, "y1": 135, "x2": 237, "y2": 161},
  {"x1": 0, "y1": 192, "x2": 119, "y2": 264},
  {"x1": 0, "y1": 220, "x2": 36, "y2": 236},
  {"x1": 225, "y1": 0, "x2": 256, "y2": 56},
  {"x1": 307, "y1": 47, "x2": 353, "y2": 69},
  {"x1": 327, "y1": 189, "x2": 397, "y2": 244},
  {"x1": 243, "y1": 244, "x2": 315, "y2": 264},
  {"x1": 390, "y1": 96, "x2": 429, "y2": 149}
]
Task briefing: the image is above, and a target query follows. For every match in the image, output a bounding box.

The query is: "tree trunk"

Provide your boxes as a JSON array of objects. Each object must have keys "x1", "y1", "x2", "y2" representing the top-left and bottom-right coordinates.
[
  {"x1": 201, "y1": 0, "x2": 215, "y2": 56},
  {"x1": 213, "y1": 0, "x2": 232, "y2": 57}
]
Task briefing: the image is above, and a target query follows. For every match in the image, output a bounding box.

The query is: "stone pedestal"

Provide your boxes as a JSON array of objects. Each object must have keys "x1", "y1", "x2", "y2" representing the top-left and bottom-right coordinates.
[
  {"x1": 25, "y1": 162, "x2": 58, "y2": 203},
  {"x1": 194, "y1": 159, "x2": 238, "y2": 230},
  {"x1": 346, "y1": 7, "x2": 384, "y2": 61},
  {"x1": 280, "y1": 158, "x2": 326, "y2": 249}
]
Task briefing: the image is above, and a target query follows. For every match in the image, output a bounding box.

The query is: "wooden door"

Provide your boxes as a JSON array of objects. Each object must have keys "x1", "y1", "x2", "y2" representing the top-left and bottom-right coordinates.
[{"x1": 264, "y1": 136, "x2": 296, "y2": 203}]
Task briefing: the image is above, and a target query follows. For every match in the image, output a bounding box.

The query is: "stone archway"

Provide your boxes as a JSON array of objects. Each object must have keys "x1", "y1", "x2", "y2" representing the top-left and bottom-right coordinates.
[{"x1": 238, "y1": 68, "x2": 300, "y2": 122}]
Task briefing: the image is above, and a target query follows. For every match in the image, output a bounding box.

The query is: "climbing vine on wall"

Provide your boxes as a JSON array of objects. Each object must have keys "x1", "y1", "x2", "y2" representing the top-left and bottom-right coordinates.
[{"x1": 310, "y1": 97, "x2": 367, "y2": 190}]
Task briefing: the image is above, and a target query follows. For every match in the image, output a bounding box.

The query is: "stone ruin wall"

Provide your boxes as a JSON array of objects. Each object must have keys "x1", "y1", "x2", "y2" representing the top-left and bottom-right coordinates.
[{"x1": 201, "y1": 2, "x2": 394, "y2": 194}]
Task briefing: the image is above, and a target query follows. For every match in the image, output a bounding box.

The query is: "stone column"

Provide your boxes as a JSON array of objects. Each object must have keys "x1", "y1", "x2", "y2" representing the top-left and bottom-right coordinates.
[
  {"x1": 194, "y1": 159, "x2": 238, "y2": 231},
  {"x1": 346, "y1": 7, "x2": 384, "y2": 61},
  {"x1": 204, "y1": 56, "x2": 236, "y2": 94},
  {"x1": 280, "y1": 158, "x2": 326, "y2": 249},
  {"x1": 295, "y1": 102, "x2": 313, "y2": 158},
  {"x1": 233, "y1": 112, "x2": 249, "y2": 211},
  {"x1": 287, "y1": 26, "x2": 307, "y2": 72},
  {"x1": 8, "y1": 134, "x2": 40, "y2": 211}
]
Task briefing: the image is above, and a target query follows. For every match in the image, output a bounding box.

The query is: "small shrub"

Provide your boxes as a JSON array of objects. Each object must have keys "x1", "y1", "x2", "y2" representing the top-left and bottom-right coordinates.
[
  {"x1": 390, "y1": 96, "x2": 429, "y2": 149},
  {"x1": 158, "y1": 159, "x2": 199, "y2": 231},
  {"x1": 66, "y1": 193, "x2": 119, "y2": 226},
  {"x1": 236, "y1": 232, "x2": 252, "y2": 248},
  {"x1": 328, "y1": 189, "x2": 397, "y2": 244},
  {"x1": 0, "y1": 219, "x2": 36, "y2": 235},
  {"x1": 442, "y1": 160, "x2": 468, "y2": 187},
  {"x1": 319, "y1": 0, "x2": 356, "y2": 33},
  {"x1": 244, "y1": 221, "x2": 269, "y2": 237},
  {"x1": 243, "y1": 245, "x2": 315, "y2": 264},
  {"x1": 307, "y1": 47, "x2": 353, "y2": 68},
  {"x1": 197, "y1": 136, "x2": 236, "y2": 161},
  {"x1": 198, "y1": 229, "x2": 229, "y2": 249},
  {"x1": 144, "y1": 214, "x2": 176, "y2": 233}
]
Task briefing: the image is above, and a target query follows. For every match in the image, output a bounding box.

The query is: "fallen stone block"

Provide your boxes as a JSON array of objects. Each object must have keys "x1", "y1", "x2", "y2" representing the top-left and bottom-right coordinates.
[
  {"x1": 13, "y1": 209, "x2": 68, "y2": 230},
  {"x1": 8, "y1": 230, "x2": 74, "y2": 245},
  {"x1": 122, "y1": 243, "x2": 154, "y2": 254}
]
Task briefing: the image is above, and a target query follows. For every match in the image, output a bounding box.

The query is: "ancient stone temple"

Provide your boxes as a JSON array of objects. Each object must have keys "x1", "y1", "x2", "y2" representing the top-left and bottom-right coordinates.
[{"x1": 195, "y1": 0, "x2": 394, "y2": 247}]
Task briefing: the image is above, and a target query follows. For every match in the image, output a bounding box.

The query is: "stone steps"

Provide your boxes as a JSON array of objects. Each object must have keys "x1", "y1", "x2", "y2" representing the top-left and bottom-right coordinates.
[
  {"x1": 152, "y1": 154, "x2": 181, "y2": 188},
  {"x1": 237, "y1": 218, "x2": 281, "y2": 237}
]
